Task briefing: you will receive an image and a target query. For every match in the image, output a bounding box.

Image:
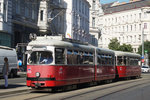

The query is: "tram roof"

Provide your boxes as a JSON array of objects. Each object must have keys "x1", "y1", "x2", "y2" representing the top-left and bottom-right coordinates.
[
  {"x1": 28, "y1": 36, "x2": 95, "y2": 51},
  {"x1": 96, "y1": 47, "x2": 115, "y2": 55},
  {"x1": 114, "y1": 51, "x2": 141, "y2": 58}
]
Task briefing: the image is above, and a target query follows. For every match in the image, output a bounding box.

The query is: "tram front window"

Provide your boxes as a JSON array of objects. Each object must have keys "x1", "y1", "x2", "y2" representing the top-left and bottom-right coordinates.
[{"x1": 28, "y1": 51, "x2": 53, "y2": 64}]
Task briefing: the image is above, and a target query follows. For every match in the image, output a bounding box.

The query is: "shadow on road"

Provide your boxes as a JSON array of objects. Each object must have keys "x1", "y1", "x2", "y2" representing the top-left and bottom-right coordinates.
[{"x1": 0, "y1": 84, "x2": 26, "y2": 89}]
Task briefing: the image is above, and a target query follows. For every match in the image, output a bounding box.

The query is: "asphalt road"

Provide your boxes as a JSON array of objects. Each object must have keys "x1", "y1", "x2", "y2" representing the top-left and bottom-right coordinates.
[{"x1": 0, "y1": 73, "x2": 150, "y2": 100}]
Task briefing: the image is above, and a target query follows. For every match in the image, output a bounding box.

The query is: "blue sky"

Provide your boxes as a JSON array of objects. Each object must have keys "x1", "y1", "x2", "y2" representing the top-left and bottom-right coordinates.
[{"x1": 100, "y1": 0, "x2": 129, "y2": 4}]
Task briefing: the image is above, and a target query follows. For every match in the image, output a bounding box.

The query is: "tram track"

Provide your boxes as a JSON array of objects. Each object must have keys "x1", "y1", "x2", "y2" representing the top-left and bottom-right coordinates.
[
  {"x1": 94, "y1": 82, "x2": 150, "y2": 100},
  {"x1": 60, "y1": 78, "x2": 150, "y2": 100},
  {"x1": 0, "y1": 76, "x2": 149, "y2": 100}
]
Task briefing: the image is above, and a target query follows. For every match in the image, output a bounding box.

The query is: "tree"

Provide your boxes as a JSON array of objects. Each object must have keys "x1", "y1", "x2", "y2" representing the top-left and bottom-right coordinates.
[
  {"x1": 108, "y1": 38, "x2": 120, "y2": 50},
  {"x1": 119, "y1": 44, "x2": 133, "y2": 52},
  {"x1": 138, "y1": 41, "x2": 150, "y2": 65},
  {"x1": 108, "y1": 38, "x2": 133, "y2": 52},
  {"x1": 138, "y1": 41, "x2": 150, "y2": 55}
]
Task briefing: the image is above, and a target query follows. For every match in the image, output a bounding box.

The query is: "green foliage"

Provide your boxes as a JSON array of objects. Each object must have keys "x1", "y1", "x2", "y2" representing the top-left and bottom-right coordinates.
[
  {"x1": 138, "y1": 41, "x2": 150, "y2": 55},
  {"x1": 138, "y1": 41, "x2": 150, "y2": 65},
  {"x1": 119, "y1": 44, "x2": 133, "y2": 52},
  {"x1": 108, "y1": 38, "x2": 133, "y2": 52},
  {"x1": 108, "y1": 38, "x2": 120, "y2": 50}
]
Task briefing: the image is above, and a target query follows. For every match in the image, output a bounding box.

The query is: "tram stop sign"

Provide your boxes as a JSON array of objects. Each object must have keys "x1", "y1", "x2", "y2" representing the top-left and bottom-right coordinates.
[{"x1": 141, "y1": 56, "x2": 144, "y2": 59}]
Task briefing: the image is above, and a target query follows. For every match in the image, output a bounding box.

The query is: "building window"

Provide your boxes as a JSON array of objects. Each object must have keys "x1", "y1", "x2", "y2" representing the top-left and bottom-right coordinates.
[
  {"x1": 144, "y1": 12, "x2": 147, "y2": 18},
  {"x1": 58, "y1": 0, "x2": 61, "y2": 4},
  {"x1": 3, "y1": 1, "x2": 7, "y2": 22},
  {"x1": 123, "y1": 26, "x2": 125, "y2": 31},
  {"x1": 16, "y1": 0, "x2": 20, "y2": 14},
  {"x1": 82, "y1": 2, "x2": 84, "y2": 14},
  {"x1": 32, "y1": 5, "x2": 35, "y2": 20},
  {"x1": 92, "y1": 17, "x2": 95, "y2": 27},
  {"x1": 79, "y1": 0, "x2": 81, "y2": 12},
  {"x1": 139, "y1": 13, "x2": 141, "y2": 19},
  {"x1": 144, "y1": 23, "x2": 147, "y2": 29},
  {"x1": 131, "y1": 25, "x2": 132, "y2": 31},
  {"x1": 25, "y1": 3, "x2": 29, "y2": 17},
  {"x1": 139, "y1": 35, "x2": 141, "y2": 41},
  {"x1": 40, "y1": 10, "x2": 44, "y2": 21},
  {"x1": 76, "y1": 0, "x2": 78, "y2": 11},
  {"x1": 134, "y1": 35, "x2": 136, "y2": 43},
  {"x1": 139, "y1": 24, "x2": 141, "y2": 30},
  {"x1": 0, "y1": 3, "x2": 1, "y2": 13},
  {"x1": 92, "y1": 0, "x2": 96, "y2": 10}
]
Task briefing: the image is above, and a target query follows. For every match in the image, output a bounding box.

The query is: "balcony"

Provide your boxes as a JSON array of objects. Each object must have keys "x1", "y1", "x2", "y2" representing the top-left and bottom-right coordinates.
[{"x1": 49, "y1": 0, "x2": 64, "y2": 9}]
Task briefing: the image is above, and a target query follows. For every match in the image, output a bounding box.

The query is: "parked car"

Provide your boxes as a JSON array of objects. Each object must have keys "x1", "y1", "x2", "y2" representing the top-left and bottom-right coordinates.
[{"x1": 141, "y1": 66, "x2": 150, "y2": 73}]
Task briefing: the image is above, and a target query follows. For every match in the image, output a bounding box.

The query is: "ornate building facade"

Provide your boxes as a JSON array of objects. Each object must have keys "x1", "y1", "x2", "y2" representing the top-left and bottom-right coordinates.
[
  {"x1": 87, "y1": 0, "x2": 103, "y2": 46},
  {"x1": 100, "y1": 0, "x2": 150, "y2": 52}
]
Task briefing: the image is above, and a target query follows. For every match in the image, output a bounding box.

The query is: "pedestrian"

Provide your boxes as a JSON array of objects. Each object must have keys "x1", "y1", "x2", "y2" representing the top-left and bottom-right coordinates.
[
  {"x1": 2, "y1": 57, "x2": 9, "y2": 88},
  {"x1": 18, "y1": 58, "x2": 22, "y2": 71}
]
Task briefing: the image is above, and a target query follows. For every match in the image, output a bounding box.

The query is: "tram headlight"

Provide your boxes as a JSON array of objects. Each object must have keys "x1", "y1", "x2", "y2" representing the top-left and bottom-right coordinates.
[{"x1": 35, "y1": 72, "x2": 40, "y2": 78}]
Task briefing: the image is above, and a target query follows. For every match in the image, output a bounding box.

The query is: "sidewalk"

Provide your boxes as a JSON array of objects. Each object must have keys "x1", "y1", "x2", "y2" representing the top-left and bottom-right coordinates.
[
  {"x1": 17, "y1": 71, "x2": 26, "y2": 76},
  {"x1": 0, "y1": 72, "x2": 29, "y2": 96},
  {"x1": 0, "y1": 83, "x2": 30, "y2": 96}
]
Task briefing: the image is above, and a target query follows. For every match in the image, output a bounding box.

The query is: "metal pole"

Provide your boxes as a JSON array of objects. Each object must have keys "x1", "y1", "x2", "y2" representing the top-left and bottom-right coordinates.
[{"x1": 142, "y1": 25, "x2": 144, "y2": 65}]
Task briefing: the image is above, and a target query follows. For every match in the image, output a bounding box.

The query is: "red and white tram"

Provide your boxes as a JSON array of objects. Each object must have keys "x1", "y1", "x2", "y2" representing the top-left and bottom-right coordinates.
[
  {"x1": 114, "y1": 51, "x2": 141, "y2": 78},
  {"x1": 26, "y1": 36, "x2": 115, "y2": 89}
]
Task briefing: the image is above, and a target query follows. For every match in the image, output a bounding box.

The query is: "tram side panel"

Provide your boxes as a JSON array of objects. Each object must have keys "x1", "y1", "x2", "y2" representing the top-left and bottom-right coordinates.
[
  {"x1": 116, "y1": 65, "x2": 127, "y2": 78},
  {"x1": 66, "y1": 52, "x2": 95, "y2": 84},
  {"x1": 96, "y1": 49, "x2": 116, "y2": 81},
  {"x1": 114, "y1": 51, "x2": 141, "y2": 78}
]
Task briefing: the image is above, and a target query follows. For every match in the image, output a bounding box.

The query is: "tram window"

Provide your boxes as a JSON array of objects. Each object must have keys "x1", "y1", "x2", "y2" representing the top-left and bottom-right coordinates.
[
  {"x1": 117, "y1": 56, "x2": 124, "y2": 66},
  {"x1": 77, "y1": 55, "x2": 82, "y2": 64},
  {"x1": 74, "y1": 50, "x2": 78, "y2": 55},
  {"x1": 78, "y1": 52, "x2": 84, "y2": 64},
  {"x1": 129, "y1": 57, "x2": 134, "y2": 66},
  {"x1": 106, "y1": 55, "x2": 111, "y2": 65},
  {"x1": 67, "y1": 50, "x2": 72, "y2": 54},
  {"x1": 89, "y1": 52, "x2": 93, "y2": 56},
  {"x1": 129, "y1": 57, "x2": 133, "y2": 66},
  {"x1": 28, "y1": 51, "x2": 53, "y2": 64},
  {"x1": 67, "y1": 50, "x2": 73, "y2": 64},
  {"x1": 72, "y1": 52, "x2": 78, "y2": 64},
  {"x1": 115, "y1": 57, "x2": 116, "y2": 65},
  {"x1": 101, "y1": 54, "x2": 105, "y2": 65},
  {"x1": 55, "y1": 48, "x2": 65, "y2": 64},
  {"x1": 129, "y1": 57, "x2": 139, "y2": 66},
  {"x1": 124, "y1": 56, "x2": 127, "y2": 65},
  {"x1": 67, "y1": 49, "x2": 78, "y2": 64},
  {"x1": 82, "y1": 52, "x2": 94, "y2": 65},
  {"x1": 89, "y1": 54, "x2": 93, "y2": 64},
  {"x1": 97, "y1": 55, "x2": 101, "y2": 65},
  {"x1": 108, "y1": 55, "x2": 112, "y2": 65}
]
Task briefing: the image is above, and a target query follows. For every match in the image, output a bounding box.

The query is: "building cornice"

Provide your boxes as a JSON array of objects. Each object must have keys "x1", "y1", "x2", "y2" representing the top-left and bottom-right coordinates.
[{"x1": 103, "y1": 0, "x2": 150, "y2": 15}]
